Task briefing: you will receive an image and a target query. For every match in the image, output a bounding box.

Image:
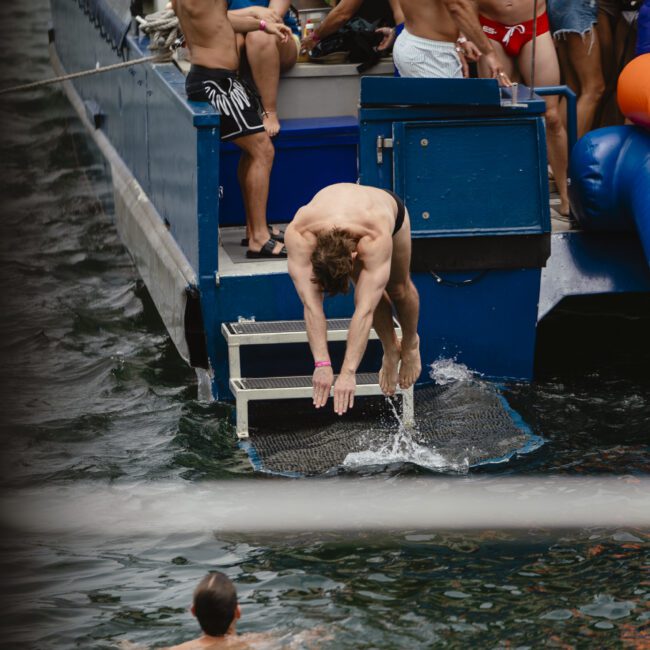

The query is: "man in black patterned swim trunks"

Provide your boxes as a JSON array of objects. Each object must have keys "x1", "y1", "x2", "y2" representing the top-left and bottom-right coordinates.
[
  {"x1": 285, "y1": 183, "x2": 421, "y2": 416},
  {"x1": 173, "y1": 0, "x2": 291, "y2": 258}
]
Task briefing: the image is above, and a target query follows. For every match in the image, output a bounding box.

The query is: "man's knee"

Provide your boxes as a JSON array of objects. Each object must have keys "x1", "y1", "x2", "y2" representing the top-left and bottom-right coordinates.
[
  {"x1": 249, "y1": 133, "x2": 275, "y2": 164},
  {"x1": 386, "y1": 280, "x2": 412, "y2": 302}
]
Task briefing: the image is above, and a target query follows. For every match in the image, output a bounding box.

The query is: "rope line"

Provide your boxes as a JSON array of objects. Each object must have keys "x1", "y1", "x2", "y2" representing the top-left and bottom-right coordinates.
[
  {"x1": 136, "y1": 8, "x2": 183, "y2": 52},
  {"x1": 0, "y1": 53, "x2": 172, "y2": 96}
]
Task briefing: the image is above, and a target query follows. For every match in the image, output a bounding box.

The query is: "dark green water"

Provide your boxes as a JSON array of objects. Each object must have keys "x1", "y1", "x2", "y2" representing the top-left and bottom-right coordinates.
[{"x1": 0, "y1": 2, "x2": 649, "y2": 648}]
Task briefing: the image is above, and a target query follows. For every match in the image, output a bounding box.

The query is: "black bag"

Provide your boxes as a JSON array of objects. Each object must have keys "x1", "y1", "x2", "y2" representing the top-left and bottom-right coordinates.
[{"x1": 309, "y1": 17, "x2": 384, "y2": 73}]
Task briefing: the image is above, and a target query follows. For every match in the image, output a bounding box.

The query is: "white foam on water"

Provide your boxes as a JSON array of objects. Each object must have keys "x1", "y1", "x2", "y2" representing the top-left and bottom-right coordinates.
[
  {"x1": 429, "y1": 358, "x2": 475, "y2": 385},
  {"x1": 343, "y1": 360, "x2": 478, "y2": 472},
  {"x1": 343, "y1": 397, "x2": 467, "y2": 472}
]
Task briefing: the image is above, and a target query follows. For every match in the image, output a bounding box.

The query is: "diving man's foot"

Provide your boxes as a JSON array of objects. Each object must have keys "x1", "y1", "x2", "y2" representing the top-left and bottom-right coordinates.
[
  {"x1": 398, "y1": 336, "x2": 421, "y2": 389},
  {"x1": 263, "y1": 111, "x2": 281, "y2": 138},
  {"x1": 379, "y1": 348, "x2": 401, "y2": 396}
]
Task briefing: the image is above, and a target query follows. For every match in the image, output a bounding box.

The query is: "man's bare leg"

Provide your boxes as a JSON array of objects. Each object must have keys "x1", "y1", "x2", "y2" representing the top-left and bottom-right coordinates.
[
  {"x1": 373, "y1": 291, "x2": 402, "y2": 395},
  {"x1": 245, "y1": 31, "x2": 297, "y2": 137},
  {"x1": 232, "y1": 131, "x2": 283, "y2": 254},
  {"x1": 387, "y1": 215, "x2": 421, "y2": 390},
  {"x1": 565, "y1": 31, "x2": 605, "y2": 138},
  {"x1": 518, "y1": 34, "x2": 570, "y2": 216}
]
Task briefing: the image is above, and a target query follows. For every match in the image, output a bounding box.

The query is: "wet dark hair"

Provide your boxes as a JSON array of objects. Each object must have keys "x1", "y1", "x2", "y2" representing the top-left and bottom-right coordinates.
[
  {"x1": 193, "y1": 572, "x2": 238, "y2": 637},
  {"x1": 310, "y1": 228, "x2": 356, "y2": 296}
]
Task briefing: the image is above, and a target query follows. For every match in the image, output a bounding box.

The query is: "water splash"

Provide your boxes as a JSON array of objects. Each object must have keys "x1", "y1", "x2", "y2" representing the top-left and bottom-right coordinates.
[
  {"x1": 343, "y1": 360, "x2": 481, "y2": 472},
  {"x1": 429, "y1": 358, "x2": 475, "y2": 385},
  {"x1": 343, "y1": 397, "x2": 462, "y2": 472}
]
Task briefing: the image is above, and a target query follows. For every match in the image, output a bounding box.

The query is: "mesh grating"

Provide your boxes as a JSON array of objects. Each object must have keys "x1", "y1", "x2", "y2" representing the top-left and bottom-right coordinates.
[
  {"x1": 240, "y1": 373, "x2": 379, "y2": 390},
  {"x1": 228, "y1": 319, "x2": 353, "y2": 335},
  {"x1": 245, "y1": 382, "x2": 542, "y2": 476}
]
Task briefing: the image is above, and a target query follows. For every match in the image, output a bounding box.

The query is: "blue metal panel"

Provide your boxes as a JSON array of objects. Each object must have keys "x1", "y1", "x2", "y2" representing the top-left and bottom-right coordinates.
[
  {"x1": 219, "y1": 117, "x2": 359, "y2": 225},
  {"x1": 146, "y1": 63, "x2": 220, "y2": 271},
  {"x1": 413, "y1": 269, "x2": 542, "y2": 380},
  {"x1": 358, "y1": 120, "x2": 394, "y2": 190},
  {"x1": 361, "y1": 77, "x2": 503, "y2": 108},
  {"x1": 393, "y1": 118, "x2": 550, "y2": 236}
]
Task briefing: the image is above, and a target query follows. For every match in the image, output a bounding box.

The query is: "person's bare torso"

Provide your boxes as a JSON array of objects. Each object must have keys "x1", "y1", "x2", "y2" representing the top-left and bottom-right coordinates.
[
  {"x1": 291, "y1": 183, "x2": 396, "y2": 248},
  {"x1": 172, "y1": 0, "x2": 239, "y2": 70},
  {"x1": 478, "y1": 0, "x2": 547, "y2": 24},
  {"x1": 399, "y1": 0, "x2": 459, "y2": 42}
]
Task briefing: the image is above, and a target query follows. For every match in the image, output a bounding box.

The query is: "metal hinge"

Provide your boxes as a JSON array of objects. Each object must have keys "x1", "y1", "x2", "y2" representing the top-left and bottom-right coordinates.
[{"x1": 376, "y1": 135, "x2": 393, "y2": 164}]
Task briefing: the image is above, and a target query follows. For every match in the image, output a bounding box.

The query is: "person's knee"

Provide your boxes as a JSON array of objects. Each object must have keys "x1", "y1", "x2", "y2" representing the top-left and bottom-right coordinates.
[
  {"x1": 246, "y1": 133, "x2": 273, "y2": 162},
  {"x1": 545, "y1": 103, "x2": 562, "y2": 132},
  {"x1": 246, "y1": 30, "x2": 276, "y2": 53},
  {"x1": 387, "y1": 280, "x2": 410, "y2": 302}
]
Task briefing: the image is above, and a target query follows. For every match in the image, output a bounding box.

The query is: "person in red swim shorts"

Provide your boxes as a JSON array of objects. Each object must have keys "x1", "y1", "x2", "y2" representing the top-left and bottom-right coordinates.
[
  {"x1": 479, "y1": 11, "x2": 550, "y2": 58},
  {"x1": 477, "y1": 0, "x2": 570, "y2": 217}
]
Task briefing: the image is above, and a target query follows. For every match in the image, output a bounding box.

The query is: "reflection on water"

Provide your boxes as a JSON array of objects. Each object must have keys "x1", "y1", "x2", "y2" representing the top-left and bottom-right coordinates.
[{"x1": 1, "y1": 0, "x2": 649, "y2": 648}]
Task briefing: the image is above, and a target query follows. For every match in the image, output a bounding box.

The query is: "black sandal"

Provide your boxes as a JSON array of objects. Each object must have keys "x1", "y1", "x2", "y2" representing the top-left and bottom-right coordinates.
[
  {"x1": 245, "y1": 238, "x2": 288, "y2": 259},
  {"x1": 240, "y1": 226, "x2": 285, "y2": 247}
]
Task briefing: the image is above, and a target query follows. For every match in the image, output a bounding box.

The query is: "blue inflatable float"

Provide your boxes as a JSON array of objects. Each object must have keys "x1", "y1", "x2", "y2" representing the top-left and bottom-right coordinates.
[{"x1": 568, "y1": 53, "x2": 650, "y2": 267}]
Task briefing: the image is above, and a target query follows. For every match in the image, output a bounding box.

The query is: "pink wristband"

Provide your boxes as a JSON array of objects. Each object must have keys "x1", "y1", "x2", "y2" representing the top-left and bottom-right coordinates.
[
  {"x1": 259, "y1": 19, "x2": 267, "y2": 31},
  {"x1": 314, "y1": 360, "x2": 331, "y2": 368},
  {"x1": 312, "y1": 32, "x2": 320, "y2": 43}
]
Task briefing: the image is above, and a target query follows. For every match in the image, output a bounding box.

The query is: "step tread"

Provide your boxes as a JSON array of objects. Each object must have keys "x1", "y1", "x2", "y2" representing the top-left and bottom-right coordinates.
[
  {"x1": 223, "y1": 318, "x2": 401, "y2": 346},
  {"x1": 233, "y1": 372, "x2": 383, "y2": 391}
]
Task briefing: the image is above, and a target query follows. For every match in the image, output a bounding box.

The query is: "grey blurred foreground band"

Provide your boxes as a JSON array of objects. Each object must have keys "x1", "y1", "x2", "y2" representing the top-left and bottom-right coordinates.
[{"x1": 1, "y1": 477, "x2": 649, "y2": 535}]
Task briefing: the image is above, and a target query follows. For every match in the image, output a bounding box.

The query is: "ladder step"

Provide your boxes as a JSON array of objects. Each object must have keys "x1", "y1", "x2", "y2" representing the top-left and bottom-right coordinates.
[
  {"x1": 230, "y1": 372, "x2": 414, "y2": 438},
  {"x1": 222, "y1": 318, "x2": 401, "y2": 346}
]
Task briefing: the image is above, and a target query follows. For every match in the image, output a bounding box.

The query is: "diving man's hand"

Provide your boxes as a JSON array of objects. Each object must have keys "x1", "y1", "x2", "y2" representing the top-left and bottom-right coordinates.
[
  {"x1": 333, "y1": 371, "x2": 356, "y2": 415},
  {"x1": 312, "y1": 365, "x2": 333, "y2": 409}
]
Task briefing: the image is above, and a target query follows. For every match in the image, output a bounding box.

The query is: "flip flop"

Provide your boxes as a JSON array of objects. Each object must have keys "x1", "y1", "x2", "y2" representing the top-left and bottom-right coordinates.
[
  {"x1": 240, "y1": 226, "x2": 285, "y2": 247},
  {"x1": 246, "y1": 238, "x2": 287, "y2": 259}
]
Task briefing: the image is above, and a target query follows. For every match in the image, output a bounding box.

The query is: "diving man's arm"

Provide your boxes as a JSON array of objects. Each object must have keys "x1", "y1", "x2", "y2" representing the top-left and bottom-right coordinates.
[
  {"x1": 333, "y1": 238, "x2": 392, "y2": 415},
  {"x1": 285, "y1": 227, "x2": 333, "y2": 409}
]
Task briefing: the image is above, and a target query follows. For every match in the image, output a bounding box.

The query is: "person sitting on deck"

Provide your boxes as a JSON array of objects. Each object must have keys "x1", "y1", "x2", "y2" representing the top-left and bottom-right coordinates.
[
  {"x1": 393, "y1": 0, "x2": 511, "y2": 81},
  {"x1": 476, "y1": 0, "x2": 570, "y2": 216},
  {"x1": 173, "y1": 0, "x2": 290, "y2": 258},
  {"x1": 300, "y1": 0, "x2": 400, "y2": 55},
  {"x1": 227, "y1": 0, "x2": 301, "y2": 137},
  {"x1": 163, "y1": 572, "x2": 270, "y2": 649},
  {"x1": 285, "y1": 183, "x2": 421, "y2": 416}
]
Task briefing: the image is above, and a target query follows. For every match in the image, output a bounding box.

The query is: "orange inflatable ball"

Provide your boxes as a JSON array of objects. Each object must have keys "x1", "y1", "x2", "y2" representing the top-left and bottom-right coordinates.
[{"x1": 617, "y1": 53, "x2": 650, "y2": 128}]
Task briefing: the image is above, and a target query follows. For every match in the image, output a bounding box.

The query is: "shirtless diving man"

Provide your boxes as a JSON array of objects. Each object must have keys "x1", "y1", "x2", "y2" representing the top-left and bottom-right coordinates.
[
  {"x1": 394, "y1": 0, "x2": 511, "y2": 82},
  {"x1": 172, "y1": 0, "x2": 292, "y2": 258},
  {"x1": 477, "y1": 0, "x2": 570, "y2": 215},
  {"x1": 285, "y1": 183, "x2": 421, "y2": 416}
]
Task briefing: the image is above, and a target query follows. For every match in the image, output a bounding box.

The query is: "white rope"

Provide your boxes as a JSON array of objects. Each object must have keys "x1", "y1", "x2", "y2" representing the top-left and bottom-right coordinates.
[
  {"x1": 0, "y1": 53, "x2": 172, "y2": 96},
  {"x1": 136, "y1": 8, "x2": 184, "y2": 52}
]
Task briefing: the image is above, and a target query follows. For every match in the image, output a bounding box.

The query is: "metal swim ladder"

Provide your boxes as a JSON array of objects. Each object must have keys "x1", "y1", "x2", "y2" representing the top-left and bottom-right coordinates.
[{"x1": 222, "y1": 318, "x2": 415, "y2": 438}]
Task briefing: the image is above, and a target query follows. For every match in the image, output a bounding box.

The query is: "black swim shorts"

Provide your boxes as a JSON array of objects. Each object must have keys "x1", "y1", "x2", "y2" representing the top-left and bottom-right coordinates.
[
  {"x1": 186, "y1": 65, "x2": 265, "y2": 141},
  {"x1": 384, "y1": 189, "x2": 406, "y2": 236}
]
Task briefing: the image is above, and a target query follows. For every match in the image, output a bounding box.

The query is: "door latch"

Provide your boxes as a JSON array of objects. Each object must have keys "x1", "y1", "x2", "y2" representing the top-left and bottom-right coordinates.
[{"x1": 376, "y1": 135, "x2": 393, "y2": 165}]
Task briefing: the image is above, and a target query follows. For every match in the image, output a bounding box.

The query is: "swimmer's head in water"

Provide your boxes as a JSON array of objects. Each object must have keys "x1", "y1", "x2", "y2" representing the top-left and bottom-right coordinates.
[
  {"x1": 192, "y1": 572, "x2": 238, "y2": 636},
  {"x1": 310, "y1": 227, "x2": 356, "y2": 296}
]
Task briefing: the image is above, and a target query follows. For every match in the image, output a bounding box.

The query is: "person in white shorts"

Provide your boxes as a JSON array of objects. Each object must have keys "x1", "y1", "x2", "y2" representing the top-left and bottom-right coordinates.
[{"x1": 394, "y1": 0, "x2": 511, "y2": 81}]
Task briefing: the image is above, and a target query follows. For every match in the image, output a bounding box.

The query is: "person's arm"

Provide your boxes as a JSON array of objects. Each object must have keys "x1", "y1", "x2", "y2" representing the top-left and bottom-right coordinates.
[
  {"x1": 227, "y1": 11, "x2": 291, "y2": 39},
  {"x1": 301, "y1": 0, "x2": 364, "y2": 51},
  {"x1": 333, "y1": 238, "x2": 391, "y2": 415},
  {"x1": 268, "y1": 0, "x2": 291, "y2": 17},
  {"x1": 227, "y1": 6, "x2": 282, "y2": 23},
  {"x1": 388, "y1": 0, "x2": 404, "y2": 25},
  {"x1": 285, "y1": 227, "x2": 333, "y2": 409},
  {"x1": 442, "y1": 0, "x2": 512, "y2": 84}
]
